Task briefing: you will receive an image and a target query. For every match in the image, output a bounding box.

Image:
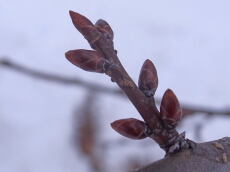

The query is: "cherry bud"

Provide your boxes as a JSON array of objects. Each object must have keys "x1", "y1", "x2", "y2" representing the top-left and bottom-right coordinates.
[
  {"x1": 65, "y1": 49, "x2": 107, "y2": 73},
  {"x1": 111, "y1": 118, "x2": 148, "y2": 140},
  {"x1": 160, "y1": 89, "x2": 182, "y2": 126},
  {"x1": 95, "y1": 19, "x2": 114, "y2": 40},
  {"x1": 69, "y1": 11, "x2": 101, "y2": 43},
  {"x1": 138, "y1": 59, "x2": 158, "y2": 97}
]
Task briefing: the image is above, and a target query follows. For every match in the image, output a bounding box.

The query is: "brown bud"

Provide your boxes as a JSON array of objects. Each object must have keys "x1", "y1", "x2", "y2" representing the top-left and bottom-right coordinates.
[
  {"x1": 69, "y1": 11, "x2": 101, "y2": 43},
  {"x1": 111, "y1": 118, "x2": 147, "y2": 140},
  {"x1": 65, "y1": 49, "x2": 107, "y2": 73},
  {"x1": 69, "y1": 10, "x2": 94, "y2": 33},
  {"x1": 95, "y1": 19, "x2": 114, "y2": 40},
  {"x1": 160, "y1": 89, "x2": 182, "y2": 126},
  {"x1": 138, "y1": 59, "x2": 158, "y2": 97}
]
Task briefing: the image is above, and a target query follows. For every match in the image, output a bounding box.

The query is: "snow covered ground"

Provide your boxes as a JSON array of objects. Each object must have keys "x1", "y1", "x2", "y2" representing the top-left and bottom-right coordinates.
[{"x1": 1, "y1": 0, "x2": 230, "y2": 171}]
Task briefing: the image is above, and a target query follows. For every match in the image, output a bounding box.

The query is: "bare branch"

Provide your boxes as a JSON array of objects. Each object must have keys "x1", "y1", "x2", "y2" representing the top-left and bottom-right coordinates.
[
  {"x1": 65, "y1": 11, "x2": 193, "y2": 153},
  {"x1": 136, "y1": 137, "x2": 230, "y2": 172}
]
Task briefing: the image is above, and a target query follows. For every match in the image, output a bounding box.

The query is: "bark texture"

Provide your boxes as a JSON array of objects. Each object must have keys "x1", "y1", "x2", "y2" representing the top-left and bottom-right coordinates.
[{"x1": 136, "y1": 137, "x2": 230, "y2": 172}]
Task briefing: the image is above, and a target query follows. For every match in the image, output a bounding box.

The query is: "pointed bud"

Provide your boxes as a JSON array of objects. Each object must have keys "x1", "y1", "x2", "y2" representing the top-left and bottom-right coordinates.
[
  {"x1": 138, "y1": 59, "x2": 158, "y2": 97},
  {"x1": 65, "y1": 49, "x2": 107, "y2": 73},
  {"x1": 69, "y1": 11, "x2": 101, "y2": 43},
  {"x1": 111, "y1": 118, "x2": 147, "y2": 140},
  {"x1": 69, "y1": 10, "x2": 94, "y2": 33},
  {"x1": 160, "y1": 89, "x2": 182, "y2": 126},
  {"x1": 95, "y1": 19, "x2": 114, "y2": 40}
]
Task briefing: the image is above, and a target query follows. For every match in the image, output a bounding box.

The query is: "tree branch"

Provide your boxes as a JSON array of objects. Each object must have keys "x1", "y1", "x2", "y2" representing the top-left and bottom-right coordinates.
[
  {"x1": 136, "y1": 137, "x2": 230, "y2": 172},
  {"x1": 65, "y1": 11, "x2": 194, "y2": 154}
]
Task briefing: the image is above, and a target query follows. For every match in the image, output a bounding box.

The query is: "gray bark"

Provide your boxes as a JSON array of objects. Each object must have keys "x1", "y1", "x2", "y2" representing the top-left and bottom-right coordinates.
[{"x1": 136, "y1": 137, "x2": 230, "y2": 172}]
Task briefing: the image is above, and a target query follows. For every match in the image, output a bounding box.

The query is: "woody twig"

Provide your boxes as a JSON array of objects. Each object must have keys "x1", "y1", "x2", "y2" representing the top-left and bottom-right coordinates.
[{"x1": 65, "y1": 11, "x2": 195, "y2": 154}]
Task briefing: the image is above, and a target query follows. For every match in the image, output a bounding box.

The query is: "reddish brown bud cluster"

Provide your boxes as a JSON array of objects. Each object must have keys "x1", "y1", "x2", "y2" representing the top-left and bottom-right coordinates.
[
  {"x1": 111, "y1": 118, "x2": 148, "y2": 140},
  {"x1": 160, "y1": 89, "x2": 182, "y2": 126},
  {"x1": 138, "y1": 59, "x2": 158, "y2": 97},
  {"x1": 65, "y1": 49, "x2": 108, "y2": 73},
  {"x1": 66, "y1": 11, "x2": 115, "y2": 73},
  {"x1": 66, "y1": 10, "x2": 191, "y2": 154},
  {"x1": 138, "y1": 59, "x2": 182, "y2": 128}
]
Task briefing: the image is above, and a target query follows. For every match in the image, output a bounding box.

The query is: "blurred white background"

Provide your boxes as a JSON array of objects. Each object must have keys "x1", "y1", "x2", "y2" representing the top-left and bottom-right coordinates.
[{"x1": 1, "y1": 0, "x2": 230, "y2": 171}]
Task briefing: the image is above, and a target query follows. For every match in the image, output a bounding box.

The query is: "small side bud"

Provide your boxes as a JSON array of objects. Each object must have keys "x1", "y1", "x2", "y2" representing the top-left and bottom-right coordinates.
[
  {"x1": 111, "y1": 118, "x2": 148, "y2": 140},
  {"x1": 69, "y1": 11, "x2": 101, "y2": 43},
  {"x1": 138, "y1": 59, "x2": 158, "y2": 97},
  {"x1": 95, "y1": 19, "x2": 114, "y2": 40},
  {"x1": 160, "y1": 89, "x2": 182, "y2": 126},
  {"x1": 65, "y1": 49, "x2": 107, "y2": 73}
]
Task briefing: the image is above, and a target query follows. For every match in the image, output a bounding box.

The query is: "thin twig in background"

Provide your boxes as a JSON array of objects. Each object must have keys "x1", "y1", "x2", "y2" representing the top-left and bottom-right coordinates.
[
  {"x1": 1, "y1": 57, "x2": 230, "y2": 118},
  {"x1": 0, "y1": 57, "x2": 121, "y2": 95}
]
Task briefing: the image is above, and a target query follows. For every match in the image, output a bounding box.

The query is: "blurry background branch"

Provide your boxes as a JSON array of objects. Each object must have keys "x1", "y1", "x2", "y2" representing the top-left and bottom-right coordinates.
[
  {"x1": 0, "y1": 57, "x2": 230, "y2": 118},
  {"x1": 72, "y1": 91, "x2": 104, "y2": 172}
]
